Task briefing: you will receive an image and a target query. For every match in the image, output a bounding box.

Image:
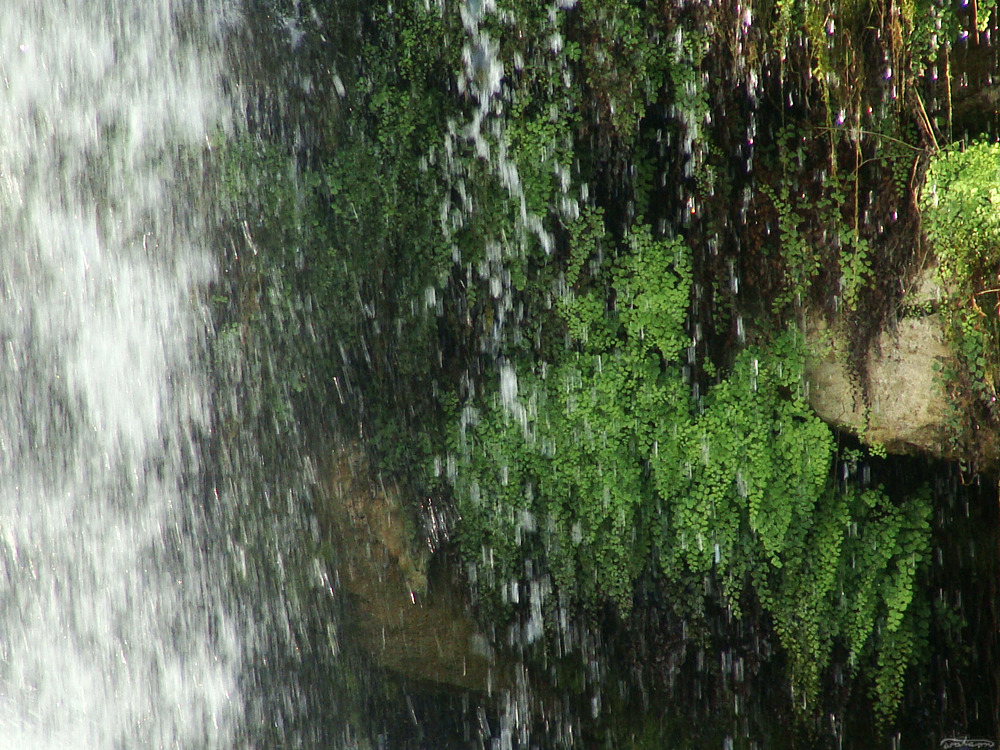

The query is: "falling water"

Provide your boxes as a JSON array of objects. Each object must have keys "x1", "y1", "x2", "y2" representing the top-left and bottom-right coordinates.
[
  {"x1": 0, "y1": 1, "x2": 242, "y2": 746},
  {"x1": 8, "y1": 1, "x2": 997, "y2": 748}
]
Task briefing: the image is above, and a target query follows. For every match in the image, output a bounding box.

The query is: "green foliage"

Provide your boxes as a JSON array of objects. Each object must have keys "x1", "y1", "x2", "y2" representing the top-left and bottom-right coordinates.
[
  {"x1": 212, "y1": 135, "x2": 330, "y2": 427},
  {"x1": 760, "y1": 173, "x2": 821, "y2": 311},
  {"x1": 653, "y1": 335, "x2": 833, "y2": 581},
  {"x1": 573, "y1": 0, "x2": 671, "y2": 147},
  {"x1": 454, "y1": 217, "x2": 692, "y2": 616},
  {"x1": 902, "y1": 0, "x2": 998, "y2": 66},
  {"x1": 760, "y1": 128, "x2": 824, "y2": 311},
  {"x1": 451, "y1": 210, "x2": 932, "y2": 723},
  {"x1": 664, "y1": 25, "x2": 709, "y2": 158},
  {"x1": 213, "y1": 1, "x2": 477, "y2": 485},
  {"x1": 920, "y1": 142, "x2": 1000, "y2": 449},
  {"x1": 613, "y1": 223, "x2": 692, "y2": 361},
  {"x1": 839, "y1": 230, "x2": 873, "y2": 313},
  {"x1": 922, "y1": 142, "x2": 1000, "y2": 285},
  {"x1": 761, "y1": 125, "x2": 899, "y2": 316},
  {"x1": 756, "y1": 483, "x2": 931, "y2": 724},
  {"x1": 221, "y1": 0, "x2": 949, "y2": 733}
]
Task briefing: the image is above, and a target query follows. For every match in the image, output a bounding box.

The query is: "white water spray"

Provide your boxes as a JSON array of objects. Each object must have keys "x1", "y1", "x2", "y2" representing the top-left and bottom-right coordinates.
[{"x1": 0, "y1": 1, "x2": 241, "y2": 746}]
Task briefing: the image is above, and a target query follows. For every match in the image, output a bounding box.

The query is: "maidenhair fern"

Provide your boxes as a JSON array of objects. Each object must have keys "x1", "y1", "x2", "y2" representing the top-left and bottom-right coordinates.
[{"x1": 450, "y1": 210, "x2": 932, "y2": 724}]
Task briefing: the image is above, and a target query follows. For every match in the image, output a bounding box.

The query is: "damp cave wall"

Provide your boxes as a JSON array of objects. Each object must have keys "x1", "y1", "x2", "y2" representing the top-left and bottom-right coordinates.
[
  {"x1": 218, "y1": 0, "x2": 1000, "y2": 739},
  {"x1": 231, "y1": 0, "x2": 1000, "y2": 466}
]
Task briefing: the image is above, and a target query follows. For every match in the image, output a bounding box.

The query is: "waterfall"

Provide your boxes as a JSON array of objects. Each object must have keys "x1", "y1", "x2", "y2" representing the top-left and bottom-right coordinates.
[{"x1": 0, "y1": 1, "x2": 243, "y2": 746}]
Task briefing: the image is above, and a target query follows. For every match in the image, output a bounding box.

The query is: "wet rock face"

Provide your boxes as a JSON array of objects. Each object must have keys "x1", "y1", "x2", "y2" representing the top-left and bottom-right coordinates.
[
  {"x1": 805, "y1": 310, "x2": 954, "y2": 455},
  {"x1": 323, "y1": 446, "x2": 431, "y2": 597},
  {"x1": 804, "y1": 266, "x2": 997, "y2": 465},
  {"x1": 317, "y1": 444, "x2": 496, "y2": 693}
]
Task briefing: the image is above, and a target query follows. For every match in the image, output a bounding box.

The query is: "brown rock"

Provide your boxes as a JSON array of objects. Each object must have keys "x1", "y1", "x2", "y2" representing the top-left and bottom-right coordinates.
[{"x1": 316, "y1": 443, "x2": 498, "y2": 693}]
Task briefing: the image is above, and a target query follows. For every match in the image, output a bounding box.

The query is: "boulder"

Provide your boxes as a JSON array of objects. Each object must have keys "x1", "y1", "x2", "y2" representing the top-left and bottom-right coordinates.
[
  {"x1": 317, "y1": 443, "x2": 498, "y2": 693},
  {"x1": 804, "y1": 265, "x2": 996, "y2": 464}
]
